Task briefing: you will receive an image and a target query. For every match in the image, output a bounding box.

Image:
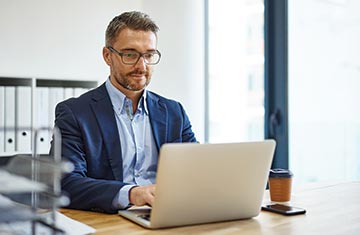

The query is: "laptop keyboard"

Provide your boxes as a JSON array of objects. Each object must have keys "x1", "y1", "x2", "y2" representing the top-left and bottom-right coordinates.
[{"x1": 137, "y1": 214, "x2": 151, "y2": 221}]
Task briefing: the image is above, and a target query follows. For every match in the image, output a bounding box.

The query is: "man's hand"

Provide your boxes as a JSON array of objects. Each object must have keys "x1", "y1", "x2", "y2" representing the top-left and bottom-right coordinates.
[{"x1": 129, "y1": 185, "x2": 156, "y2": 206}]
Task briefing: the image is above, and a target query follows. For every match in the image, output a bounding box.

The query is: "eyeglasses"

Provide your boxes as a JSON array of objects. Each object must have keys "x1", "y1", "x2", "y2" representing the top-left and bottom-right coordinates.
[{"x1": 107, "y1": 46, "x2": 161, "y2": 65}]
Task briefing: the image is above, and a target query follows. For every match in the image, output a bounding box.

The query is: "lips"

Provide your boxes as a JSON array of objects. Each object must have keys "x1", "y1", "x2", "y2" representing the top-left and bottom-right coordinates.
[
  {"x1": 128, "y1": 71, "x2": 146, "y2": 79},
  {"x1": 131, "y1": 73, "x2": 145, "y2": 77}
]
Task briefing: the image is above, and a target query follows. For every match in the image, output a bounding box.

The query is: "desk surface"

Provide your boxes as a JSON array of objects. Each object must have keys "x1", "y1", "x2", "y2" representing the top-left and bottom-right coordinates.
[{"x1": 60, "y1": 181, "x2": 360, "y2": 235}]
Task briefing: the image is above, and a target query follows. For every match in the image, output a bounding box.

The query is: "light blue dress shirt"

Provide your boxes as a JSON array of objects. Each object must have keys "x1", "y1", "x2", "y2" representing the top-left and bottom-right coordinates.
[{"x1": 105, "y1": 79, "x2": 158, "y2": 208}]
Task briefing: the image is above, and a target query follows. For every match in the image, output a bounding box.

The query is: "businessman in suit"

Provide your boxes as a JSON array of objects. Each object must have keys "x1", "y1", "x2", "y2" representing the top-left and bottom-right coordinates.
[{"x1": 54, "y1": 11, "x2": 197, "y2": 213}]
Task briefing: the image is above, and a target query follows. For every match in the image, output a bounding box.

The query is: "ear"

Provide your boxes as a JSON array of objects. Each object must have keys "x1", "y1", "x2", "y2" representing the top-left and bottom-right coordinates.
[{"x1": 102, "y1": 47, "x2": 112, "y2": 66}]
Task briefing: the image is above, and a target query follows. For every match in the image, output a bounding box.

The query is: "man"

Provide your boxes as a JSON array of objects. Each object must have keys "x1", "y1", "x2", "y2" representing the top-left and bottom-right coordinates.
[{"x1": 54, "y1": 11, "x2": 197, "y2": 213}]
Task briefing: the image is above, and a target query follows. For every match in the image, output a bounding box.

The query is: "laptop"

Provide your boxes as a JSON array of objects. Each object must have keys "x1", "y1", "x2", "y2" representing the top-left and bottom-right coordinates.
[{"x1": 118, "y1": 140, "x2": 276, "y2": 229}]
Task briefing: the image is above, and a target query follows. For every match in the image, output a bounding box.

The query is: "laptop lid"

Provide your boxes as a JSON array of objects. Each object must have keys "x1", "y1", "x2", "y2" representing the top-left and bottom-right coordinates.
[{"x1": 118, "y1": 140, "x2": 276, "y2": 229}]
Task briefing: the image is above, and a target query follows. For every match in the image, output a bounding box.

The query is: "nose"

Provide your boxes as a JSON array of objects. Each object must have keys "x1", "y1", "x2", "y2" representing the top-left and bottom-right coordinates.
[{"x1": 134, "y1": 55, "x2": 147, "y2": 70}]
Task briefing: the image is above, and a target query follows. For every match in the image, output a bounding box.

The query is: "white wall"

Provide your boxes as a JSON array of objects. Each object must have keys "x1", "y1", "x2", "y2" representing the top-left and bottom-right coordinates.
[
  {"x1": 0, "y1": 0, "x2": 205, "y2": 141},
  {"x1": 0, "y1": 0, "x2": 142, "y2": 80}
]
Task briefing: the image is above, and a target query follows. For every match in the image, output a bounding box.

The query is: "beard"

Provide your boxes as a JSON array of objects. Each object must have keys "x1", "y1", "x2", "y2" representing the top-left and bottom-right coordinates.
[{"x1": 114, "y1": 69, "x2": 151, "y2": 91}]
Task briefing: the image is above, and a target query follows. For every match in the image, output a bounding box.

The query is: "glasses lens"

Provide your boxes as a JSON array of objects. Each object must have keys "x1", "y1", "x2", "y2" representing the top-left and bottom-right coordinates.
[
  {"x1": 111, "y1": 47, "x2": 161, "y2": 65},
  {"x1": 144, "y1": 52, "x2": 160, "y2": 64},
  {"x1": 122, "y1": 52, "x2": 140, "y2": 64}
]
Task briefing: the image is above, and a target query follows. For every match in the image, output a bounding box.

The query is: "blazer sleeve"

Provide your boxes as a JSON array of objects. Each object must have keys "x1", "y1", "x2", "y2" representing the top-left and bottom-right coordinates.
[
  {"x1": 178, "y1": 102, "x2": 197, "y2": 143},
  {"x1": 54, "y1": 101, "x2": 124, "y2": 214}
]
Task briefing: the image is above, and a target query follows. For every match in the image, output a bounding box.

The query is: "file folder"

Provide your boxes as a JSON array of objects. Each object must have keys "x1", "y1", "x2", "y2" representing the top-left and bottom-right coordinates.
[
  {"x1": 4, "y1": 87, "x2": 16, "y2": 152},
  {"x1": 63, "y1": 87, "x2": 74, "y2": 100},
  {"x1": 0, "y1": 87, "x2": 4, "y2": 153},
  {"x1": 15, "y1": 86, "x2": 32, "y2": 153},
  {"x1": 48, "y1": 87, "x2": 64, "y2": 129},
  {"x1": 47, "y1": 88, "x2": 64, "y2": 153},
  {"x1": 36, "y1": 87, "x2": 50, "y2": 154},
  {"x1": 74, "y1": 87, "x2": 87, "y2": 97}
]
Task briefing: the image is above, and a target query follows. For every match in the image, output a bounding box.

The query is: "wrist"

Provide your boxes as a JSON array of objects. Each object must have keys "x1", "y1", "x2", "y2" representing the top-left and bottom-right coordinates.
[{"x1": 129, "y1": 186, "x2": 139, "y2": 205}]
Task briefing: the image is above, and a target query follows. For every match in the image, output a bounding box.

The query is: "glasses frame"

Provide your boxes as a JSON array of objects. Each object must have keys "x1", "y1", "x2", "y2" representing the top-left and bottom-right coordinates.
[{"x1": 107, "y1": 46, "x2": 161, "y2": 65}]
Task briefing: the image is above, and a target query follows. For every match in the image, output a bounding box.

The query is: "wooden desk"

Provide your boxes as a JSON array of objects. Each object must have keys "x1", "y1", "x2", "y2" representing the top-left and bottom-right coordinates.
[{"x1": 60, "y1": 181, "x2": 360, "y2": 234}]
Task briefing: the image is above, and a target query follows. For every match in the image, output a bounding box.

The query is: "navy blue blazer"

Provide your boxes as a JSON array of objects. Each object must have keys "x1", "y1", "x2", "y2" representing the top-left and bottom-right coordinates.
[{"x1": 54, "y1": 83, "x2": 197, "y2": 213}]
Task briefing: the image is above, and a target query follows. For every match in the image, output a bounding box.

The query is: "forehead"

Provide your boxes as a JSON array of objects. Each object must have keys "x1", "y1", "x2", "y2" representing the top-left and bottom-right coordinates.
[{"x1": 114, "y1": 28, "x2": 157, "y2": 50}]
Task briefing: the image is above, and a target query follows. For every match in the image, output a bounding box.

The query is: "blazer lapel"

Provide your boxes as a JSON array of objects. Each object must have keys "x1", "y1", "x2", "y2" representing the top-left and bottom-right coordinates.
[
  {"x1": 147, "y1": 91, "x2": 167, "y2": 150},
  {"x1": 90, "y1": 84, "x2": 123, "y2": 181}
]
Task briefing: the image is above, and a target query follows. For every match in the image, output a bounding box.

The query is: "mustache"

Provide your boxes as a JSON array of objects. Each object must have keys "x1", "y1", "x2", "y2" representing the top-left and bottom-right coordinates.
[{"x1": 127, "y1": 70, "x2": 146, "y2": 76}]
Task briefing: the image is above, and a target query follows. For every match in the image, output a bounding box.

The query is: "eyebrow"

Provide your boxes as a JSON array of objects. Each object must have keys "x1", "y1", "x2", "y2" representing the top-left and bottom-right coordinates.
[{"x1": 119, "y1": 48, "x2": 157, "y2": 53}]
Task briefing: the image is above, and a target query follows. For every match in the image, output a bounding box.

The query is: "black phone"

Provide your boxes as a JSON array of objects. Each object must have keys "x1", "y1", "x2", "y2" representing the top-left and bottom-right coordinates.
[{"x1": 261, "y1": 204, "x2": 306, "y2": 215}]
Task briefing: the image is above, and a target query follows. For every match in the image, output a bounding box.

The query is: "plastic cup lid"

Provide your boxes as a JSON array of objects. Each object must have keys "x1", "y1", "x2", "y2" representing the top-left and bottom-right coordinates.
[{"x1": 269, "y1": 168, "x2": 293, "y2": 178}]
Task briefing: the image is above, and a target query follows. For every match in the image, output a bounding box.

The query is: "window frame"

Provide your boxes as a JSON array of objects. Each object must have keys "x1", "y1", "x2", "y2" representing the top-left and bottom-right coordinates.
[{"x1": 264, "y1": 0, "x2": 289, "y2": 169}]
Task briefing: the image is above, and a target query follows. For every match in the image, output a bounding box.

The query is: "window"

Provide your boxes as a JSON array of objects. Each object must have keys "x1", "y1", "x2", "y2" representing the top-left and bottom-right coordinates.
[
  {"x1": 207, "y1": 0, "x2": 265, "y2": 143},
  {"x1": 289, "y1": 0, "x2": 360, "y2": 183}
]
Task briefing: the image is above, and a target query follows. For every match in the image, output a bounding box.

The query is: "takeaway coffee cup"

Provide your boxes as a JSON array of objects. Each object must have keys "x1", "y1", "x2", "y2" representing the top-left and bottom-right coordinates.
[{"x1": 268, "y1": 169, "x2": 293, "y2": 202}]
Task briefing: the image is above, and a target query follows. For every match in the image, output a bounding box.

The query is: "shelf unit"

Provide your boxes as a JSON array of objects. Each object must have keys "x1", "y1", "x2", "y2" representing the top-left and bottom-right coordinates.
[{"x1": 0, "y1": 77, "x2": 98, "y2": 155}]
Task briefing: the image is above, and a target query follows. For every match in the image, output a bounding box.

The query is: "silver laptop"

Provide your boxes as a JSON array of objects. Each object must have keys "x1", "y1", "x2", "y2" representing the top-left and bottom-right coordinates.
[{"x1": 118, "y1": 140, "x2": 276, "y2": 229}]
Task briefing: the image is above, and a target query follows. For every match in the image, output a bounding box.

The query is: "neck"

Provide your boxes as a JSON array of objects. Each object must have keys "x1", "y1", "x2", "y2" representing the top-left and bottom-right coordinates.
[
  {"x1": 127, "y1": 91, "x2": 143, "y2": 113},
  {"x1": 110, "y1": 78, "x2": 144, "y2": 111}
]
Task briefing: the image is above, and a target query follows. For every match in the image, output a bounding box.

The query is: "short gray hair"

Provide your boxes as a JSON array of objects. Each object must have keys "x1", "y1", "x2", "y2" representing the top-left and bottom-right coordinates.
[{"x1": 105, "y1": 11, "x2": 159, "y2": 47}]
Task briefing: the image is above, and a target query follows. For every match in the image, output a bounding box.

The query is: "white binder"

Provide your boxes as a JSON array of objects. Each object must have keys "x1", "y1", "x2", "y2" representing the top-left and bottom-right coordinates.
[
  {"x1": 63, "y1": 87, "x2": 74, "y2": 100},
  {"x1": 0, "y1": 87, "x2": 5, "y2": 153},
  {"x1": 47, "y1": 87, "x2": 64, "y2": 153},
  {"x1": 48, "y1": 87, "x2": 64, "y2": 130},
  {"x1": 36, "y1": 87, "x2": 50, "y2": 154},
  {"x1": 74, "y1": 87, "x2": 87, "y2": 97},
  {"x1": 15, "y1": 86, "x2": 32, "y2": 153},
  {"x1": 4, "y1": 87, "x2": 16, "y2": 152}
]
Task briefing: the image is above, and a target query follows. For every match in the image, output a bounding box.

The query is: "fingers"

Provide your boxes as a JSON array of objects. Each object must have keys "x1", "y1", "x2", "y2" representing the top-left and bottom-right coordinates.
[
  {"x1": 129, "y1": 185, "x2": 156, "y2": 206},
  {"x1": 147, "y1": 185, "x2": 155, "y2": 206}
]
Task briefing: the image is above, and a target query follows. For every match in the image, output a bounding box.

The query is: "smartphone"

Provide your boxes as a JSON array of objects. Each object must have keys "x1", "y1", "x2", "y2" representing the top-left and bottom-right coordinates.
[{"x1": 261, "y1": 204, "x2": 306, "y2": 215}]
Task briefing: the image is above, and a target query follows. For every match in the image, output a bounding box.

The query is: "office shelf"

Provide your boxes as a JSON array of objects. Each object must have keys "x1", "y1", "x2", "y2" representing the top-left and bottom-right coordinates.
[{"x1": 0, "y1": 76, "x2": 98, "y2": 155}]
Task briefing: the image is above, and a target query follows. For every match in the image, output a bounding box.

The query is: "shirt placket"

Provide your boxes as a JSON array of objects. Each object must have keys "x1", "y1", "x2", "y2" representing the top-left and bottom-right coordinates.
[{"x1": 129, "y1": 102, "x2": 145, "y2": 184}]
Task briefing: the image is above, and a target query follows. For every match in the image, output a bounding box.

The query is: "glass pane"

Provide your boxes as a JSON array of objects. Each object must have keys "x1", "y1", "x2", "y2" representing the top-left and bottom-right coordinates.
[
  {"x1": 289, "y1": 0, "x2": 360, "y2": 183},
  {"x1": 208, "y1": 0, "x2": 265, "y2": 143}
]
